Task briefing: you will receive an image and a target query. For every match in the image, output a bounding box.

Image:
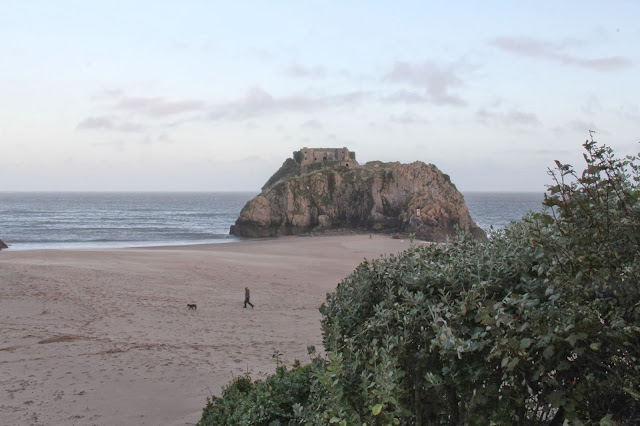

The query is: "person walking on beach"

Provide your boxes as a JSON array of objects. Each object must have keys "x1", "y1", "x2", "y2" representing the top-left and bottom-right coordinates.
[{"x1": 244, "y1": 287, "x2": 254, "y2": 309}]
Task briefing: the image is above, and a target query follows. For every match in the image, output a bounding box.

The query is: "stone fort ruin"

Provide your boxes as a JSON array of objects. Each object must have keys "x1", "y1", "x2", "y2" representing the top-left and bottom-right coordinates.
[
  {"x1": 261, "y1": 147, "x2": 358, "y2": 191},
  {"x1": 295, "y1": 147, "x2": 357, "y2": 171}
]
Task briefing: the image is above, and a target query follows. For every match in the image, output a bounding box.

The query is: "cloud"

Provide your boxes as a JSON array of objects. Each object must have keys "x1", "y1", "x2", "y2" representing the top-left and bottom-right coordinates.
[
  {"x1": 613, "y1": 103, "x2": 640, "y2": 122},
  {"x1": 76, "y1": 116, "x2": 146, "y2": 133},
  {"x1": 141, "y1": 133, "x2": 174, "y2": 145},
  {"x1": 172, "y1": 40, "x2": 215, "y2": 53},
  {"x1": 287, "y1": 63, "x2": 326, "y2": 78},
  {"x1": 385, "y1": 61, "x2": 468, "y2": 106},
  {"x1": 581, "y1": 95, "x2": 602, "y2": 115},
  {"x1": 84, "y1": 90, "x2": 208, "y2": 133},
  {"x1": 566, "y1": 120, "x2": 598, "y2": 133},
  {"x1": 201, "y1": 40, "x2": 215, "y2": 53},
  {"x1": 89, "y1": 88, "x2": 125, "y2": 101},
  {"x1": 207, "y1": 87, "x2": 369, "y2": 120},
  {"x1": 489, "y1": 37, "x2": 632, "y2": 71},
  {"x1": 301, "y1": 119, "x2": 324, "y2": 129},
  {"x1": 84, "y1": 86, "x2": 365, "y2": 129},
  {"x1": 381, "y1": 89, "x2": 428, "y2": 104},
  {"x1": 172, "y1": 41, "x2": 191, "y2": 51},
  {"x1": 245, "y1": 47, "x2": 274, "y2": 62},
  {"x1": 90, "y1": 140, "x2": 126, "y2": 150},
  {"x1": 79, "y1": 91, "x2": 210, "y2": 143},
  {"x1": 114, "y1": 96, "x2": 207, "y2": 117},
  {"x1": 389, "y1": 112, "x2": 427, "y2": 125},
  {"x1": 476, "y1": 108, "x2": 541, "y2": 127},
  {"x1": 498, "y1": 148, "x2": 571, "y2": 157}
]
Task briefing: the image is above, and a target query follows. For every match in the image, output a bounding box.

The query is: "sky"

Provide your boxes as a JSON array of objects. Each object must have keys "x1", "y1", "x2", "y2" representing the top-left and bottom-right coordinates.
[{"x1": 1, "y1": 1, "x2": 639, "y2": 192}]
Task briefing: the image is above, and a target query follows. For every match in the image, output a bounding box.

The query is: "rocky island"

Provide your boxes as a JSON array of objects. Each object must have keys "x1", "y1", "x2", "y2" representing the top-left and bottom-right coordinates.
[{"x1": 230, "y1": 147, "x2": 485, "y2": 242}]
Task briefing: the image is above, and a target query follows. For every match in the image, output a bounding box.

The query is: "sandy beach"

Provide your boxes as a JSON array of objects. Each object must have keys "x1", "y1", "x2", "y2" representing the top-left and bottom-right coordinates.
[{"x1": 0, "y1": 235, "x2": 412, "y2": 425}]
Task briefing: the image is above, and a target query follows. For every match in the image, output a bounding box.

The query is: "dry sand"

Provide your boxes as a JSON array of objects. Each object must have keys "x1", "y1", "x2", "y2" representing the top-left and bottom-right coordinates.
[{"x1": 0, "y1": 235, "x2": 412, "y2": 425}]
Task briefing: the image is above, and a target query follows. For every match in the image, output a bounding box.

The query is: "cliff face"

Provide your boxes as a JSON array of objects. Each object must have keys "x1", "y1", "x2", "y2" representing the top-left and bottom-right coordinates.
[
  {"x1": 261, "y1": 158, "x2": 301, "y2": 191},
  {"x1": 231, "y1": 161, "x2": 485, "y2": 242},
  {"x1": 0, "y1": 238, "x2": 8, "y2": 250}
]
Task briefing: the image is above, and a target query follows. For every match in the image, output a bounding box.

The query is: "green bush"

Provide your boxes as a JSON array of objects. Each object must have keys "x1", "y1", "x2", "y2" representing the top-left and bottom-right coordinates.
[
  {"x1": 198, "y1": 359, "x2": 315, "y2": 426},
  {"x1": 200, "y1": 140, "x2": 640, "y2": 425},
  {"x1": 318, "y1": 140, "x2": 640, "y2": 425}
]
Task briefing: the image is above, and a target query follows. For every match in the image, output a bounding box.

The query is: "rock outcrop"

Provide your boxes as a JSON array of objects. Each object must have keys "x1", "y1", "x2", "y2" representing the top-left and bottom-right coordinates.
[
  {"x1": 0, "y1": 238, "x2": 8, "y2": 250},
  {"x1": 231, "y1": 158, "x2": 485, "y2": 242}
]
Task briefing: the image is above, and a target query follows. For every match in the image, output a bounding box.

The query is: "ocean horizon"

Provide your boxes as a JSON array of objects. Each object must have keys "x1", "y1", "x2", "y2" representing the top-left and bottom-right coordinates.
[{"x1": 0, "y1": 191, "x2": 544, "y2": 250}]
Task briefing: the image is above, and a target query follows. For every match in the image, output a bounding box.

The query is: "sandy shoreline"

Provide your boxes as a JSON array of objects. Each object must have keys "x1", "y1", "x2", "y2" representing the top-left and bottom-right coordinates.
[{"x1": 0, "y1": 235, "x2": 412, "y2": 425}]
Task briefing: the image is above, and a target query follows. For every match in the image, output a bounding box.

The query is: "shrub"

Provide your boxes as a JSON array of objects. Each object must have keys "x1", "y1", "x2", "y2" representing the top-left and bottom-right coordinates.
[
  {"x1": 200, "y1": 140, "x2": 640, "y2": 425},
  {"x1": 198, "y1": 359, "x2": 315, "y2": 426},
  {"x1": 318, "y1": 140, "x2": 640, "y2": 424}
]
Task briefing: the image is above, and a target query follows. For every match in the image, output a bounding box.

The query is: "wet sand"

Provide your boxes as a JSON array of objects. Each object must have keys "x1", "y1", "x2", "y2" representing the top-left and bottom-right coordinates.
[{"x1": 0, "y1": 235, "x2": 412, "y2": 425}]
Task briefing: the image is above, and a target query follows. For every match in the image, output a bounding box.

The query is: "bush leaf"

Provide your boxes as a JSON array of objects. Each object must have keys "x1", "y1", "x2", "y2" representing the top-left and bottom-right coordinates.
[{"x1": 372, "y1": 404, "x2": 383, "y2": 416}]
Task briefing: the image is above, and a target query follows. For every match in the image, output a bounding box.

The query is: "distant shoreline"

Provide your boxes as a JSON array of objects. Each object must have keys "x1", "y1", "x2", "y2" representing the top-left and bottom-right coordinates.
[
  {"x1": 2, "y1": 237, "x2": 240, "y2": 252},
  {"x1": 2, "y1": 229, "x2": 432, "y2": 252},
  {"x1": 0, "y1": 191, "x2": 544, "y2": 251}
]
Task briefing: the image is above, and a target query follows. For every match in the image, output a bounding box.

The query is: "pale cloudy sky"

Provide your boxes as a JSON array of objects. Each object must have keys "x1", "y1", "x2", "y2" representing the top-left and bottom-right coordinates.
[{"x1": 2, "y1": 1, "x2": 638, "y2": 192}]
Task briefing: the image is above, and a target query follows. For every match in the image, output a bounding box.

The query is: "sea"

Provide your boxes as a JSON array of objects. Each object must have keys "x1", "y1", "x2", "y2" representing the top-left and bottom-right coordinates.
[{"x1": 0, "y1": 192, "x2": 544, "y2": 250}]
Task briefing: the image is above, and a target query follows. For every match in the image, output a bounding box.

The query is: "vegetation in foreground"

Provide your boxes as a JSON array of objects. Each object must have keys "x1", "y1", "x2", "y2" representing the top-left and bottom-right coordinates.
[{"x1": 199, "y1": 140, "x2": 640, "y2": 425}]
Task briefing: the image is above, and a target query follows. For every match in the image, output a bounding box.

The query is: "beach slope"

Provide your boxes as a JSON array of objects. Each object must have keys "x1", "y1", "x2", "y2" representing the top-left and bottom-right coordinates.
[{"x1": 0, "y1": 235, "x2": 412, "y2": 425}]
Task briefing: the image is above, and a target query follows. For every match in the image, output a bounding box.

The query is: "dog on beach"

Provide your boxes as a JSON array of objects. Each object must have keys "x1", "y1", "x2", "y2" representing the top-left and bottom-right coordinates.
[{"x1": 187, "y1": 303, "x2": 197, "y2": 310}]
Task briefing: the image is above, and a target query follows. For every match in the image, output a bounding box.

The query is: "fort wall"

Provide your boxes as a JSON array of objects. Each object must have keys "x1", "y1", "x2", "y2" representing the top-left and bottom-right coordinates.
[{"x1": 297, "y1": 147, "x2": 357, "y2": 170}]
